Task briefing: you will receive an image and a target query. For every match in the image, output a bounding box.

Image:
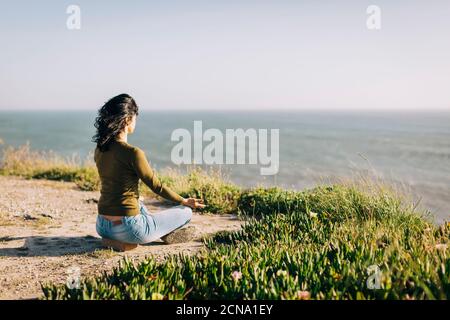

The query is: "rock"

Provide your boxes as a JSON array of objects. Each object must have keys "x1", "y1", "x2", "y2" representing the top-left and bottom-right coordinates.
[
  {"x1": 161, "y1": 226, "x2": 199, "y2": 244},
  {"x1": 23, "y1": 214, "x2": 38, "y2": 221}
]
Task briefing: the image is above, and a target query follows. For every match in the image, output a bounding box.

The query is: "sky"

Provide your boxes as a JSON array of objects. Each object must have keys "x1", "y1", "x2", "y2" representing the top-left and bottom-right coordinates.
[{"x1": 0, "y1": 0, "x2": 449, "y2": 111}]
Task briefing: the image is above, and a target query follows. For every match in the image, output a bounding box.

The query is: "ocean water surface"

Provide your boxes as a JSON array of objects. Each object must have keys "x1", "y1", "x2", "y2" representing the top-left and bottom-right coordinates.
[{"x1": 0, "y1": 110, "x2": 449, "y2": 223}]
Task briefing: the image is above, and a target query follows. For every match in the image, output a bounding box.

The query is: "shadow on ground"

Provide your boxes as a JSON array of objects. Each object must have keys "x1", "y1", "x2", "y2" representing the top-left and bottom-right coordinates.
[
  {"x1": 0, "y1": 235, "x2": 106, "y2": 257},
  {"x1": 0, "y1": 234, "x2": 186, "y2": 257}
]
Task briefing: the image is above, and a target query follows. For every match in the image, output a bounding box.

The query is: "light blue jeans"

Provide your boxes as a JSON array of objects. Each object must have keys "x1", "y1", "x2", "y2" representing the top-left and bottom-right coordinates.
[{"x1": 96, "y1": 201, "x2": 193, "y2": 244}]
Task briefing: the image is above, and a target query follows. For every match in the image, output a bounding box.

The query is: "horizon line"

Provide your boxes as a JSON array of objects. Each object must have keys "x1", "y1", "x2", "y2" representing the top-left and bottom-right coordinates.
[{"x1": 0, "y1": 108, "x2": 449, "y2": 113}]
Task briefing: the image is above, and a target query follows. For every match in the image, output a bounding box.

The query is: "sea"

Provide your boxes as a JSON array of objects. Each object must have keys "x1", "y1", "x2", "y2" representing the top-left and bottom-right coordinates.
[{"x1": 0, "y1": 110, "x2": 449, "y2": 223}]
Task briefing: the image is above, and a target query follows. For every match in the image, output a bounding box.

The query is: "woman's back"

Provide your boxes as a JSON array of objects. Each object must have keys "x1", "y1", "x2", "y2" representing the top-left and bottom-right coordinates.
[{"x1": 94, "y1": 140, "x2": 142, "y2": 216}]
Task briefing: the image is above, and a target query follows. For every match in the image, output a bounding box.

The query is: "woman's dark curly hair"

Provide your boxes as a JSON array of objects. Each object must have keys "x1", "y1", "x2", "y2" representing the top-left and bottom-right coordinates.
[{"x1": 92, "y1": 93, "x2": 139, "y2": 152}]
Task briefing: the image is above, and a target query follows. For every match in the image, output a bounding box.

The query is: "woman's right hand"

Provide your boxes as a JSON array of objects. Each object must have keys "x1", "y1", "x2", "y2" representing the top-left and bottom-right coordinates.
[{"x1": 182, "y1": 198, "x2": 206, "y2": 209}]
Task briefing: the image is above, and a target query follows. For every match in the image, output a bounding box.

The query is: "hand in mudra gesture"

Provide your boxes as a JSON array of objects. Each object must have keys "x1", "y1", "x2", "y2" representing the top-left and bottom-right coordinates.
[{"x1": 182, "y1": 198, "x2": 206, "y2": 209}]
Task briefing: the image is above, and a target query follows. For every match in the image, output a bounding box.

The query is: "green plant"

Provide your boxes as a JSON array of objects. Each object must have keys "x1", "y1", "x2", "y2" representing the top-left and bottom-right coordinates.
[
  {"x1": 143, "y1": 167, "x2": 242, "y2": 214},
  {"x1": 0, "y1": 142, "x2": 100, "y2": 191},
  {"x1": 42, "y1": 184, "x2": 449, "y2": 300}
]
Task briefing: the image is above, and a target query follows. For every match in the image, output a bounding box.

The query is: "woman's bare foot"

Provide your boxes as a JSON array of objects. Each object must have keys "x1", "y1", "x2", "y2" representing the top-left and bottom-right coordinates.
[{"x1": 161, "y1": 226, "x2": 198, "y2": 244}]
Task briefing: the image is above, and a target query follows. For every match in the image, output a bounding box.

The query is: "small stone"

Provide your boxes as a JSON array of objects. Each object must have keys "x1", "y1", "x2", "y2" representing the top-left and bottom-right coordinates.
[
  {"x1": 161, "y1": 226, "x2": 198, "y2": 244},
  {"x1": 23, "y1": 214, "x2": 38, "y2": 221}
]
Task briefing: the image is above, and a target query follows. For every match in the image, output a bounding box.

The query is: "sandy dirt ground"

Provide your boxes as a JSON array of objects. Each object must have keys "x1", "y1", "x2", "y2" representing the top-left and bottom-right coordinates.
[{"x1": 0, "y1": 176, "x2": 243, "y2": 300}]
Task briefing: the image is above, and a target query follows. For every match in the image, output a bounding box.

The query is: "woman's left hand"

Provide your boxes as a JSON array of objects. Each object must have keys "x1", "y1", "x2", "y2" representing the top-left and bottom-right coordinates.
[{"x1": 182, "y1": 198, "x2": 206, "y2": 209}]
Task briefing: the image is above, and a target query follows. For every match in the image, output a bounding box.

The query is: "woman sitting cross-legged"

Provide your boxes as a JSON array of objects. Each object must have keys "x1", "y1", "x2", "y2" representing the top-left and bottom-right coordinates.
[{"x1": 92, "y1": 93, "x2": 205, "y2": 250}]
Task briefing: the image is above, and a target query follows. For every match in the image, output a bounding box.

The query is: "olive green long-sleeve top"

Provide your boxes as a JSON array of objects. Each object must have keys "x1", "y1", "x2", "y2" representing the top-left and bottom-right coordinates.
[{"x1": 94, "y1": 140, "x2": 184, "y2": 216}]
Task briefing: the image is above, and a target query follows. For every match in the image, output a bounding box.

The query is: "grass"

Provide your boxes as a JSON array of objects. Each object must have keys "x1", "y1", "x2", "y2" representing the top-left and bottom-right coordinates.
[
  {"x1": 2, "y1": 142, "x2": 449, "y2": 300},
  {"x1": 156, "y1": 167, "x2": 241, "y2": 214},
  {"x1": 0, "y1": 144, "x2": 238, "y2": 212},
  {"x1": 0, "y1": 212, "x2": 16, "y2": 227},
  {"x1": 0, "y1": 142, "x2": 99, "y2": 191},
  {"x1": 28, "y1": 216, "x2": 55, "y2": 229},
  {"x1": 87, "y1": 249, "x2": 117, "y2": 259},
  {"x1": 41, "y1": 184, "x2": 450, "y2": 300}
]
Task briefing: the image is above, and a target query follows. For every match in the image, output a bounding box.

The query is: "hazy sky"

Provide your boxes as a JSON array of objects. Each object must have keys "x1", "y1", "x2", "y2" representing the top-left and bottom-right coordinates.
[{"x1": 0, "y1": 0, "x2": 449, "y2": 111}]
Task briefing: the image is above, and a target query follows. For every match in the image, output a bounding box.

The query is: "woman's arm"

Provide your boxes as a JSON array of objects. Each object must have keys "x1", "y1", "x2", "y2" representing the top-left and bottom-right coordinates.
[
  {"x1": 131, "y1": 148, "x2": 205, "y2": 209},
  {"x1": 131, "y1": 148, "x2": 184, "y2": 204}
]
